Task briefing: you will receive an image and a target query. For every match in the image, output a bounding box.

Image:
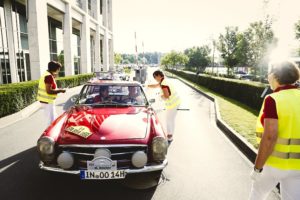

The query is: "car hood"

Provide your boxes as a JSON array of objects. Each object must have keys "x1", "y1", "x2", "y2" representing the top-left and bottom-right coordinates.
[{"x1": 57, "y1": 106, "x2": 149, "y2": 144}]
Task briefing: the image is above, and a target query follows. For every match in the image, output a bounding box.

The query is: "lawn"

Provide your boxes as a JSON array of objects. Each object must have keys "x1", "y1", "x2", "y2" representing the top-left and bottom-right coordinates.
[{"x1": 168, "y1": 72, "x2": 260, "y2": 148}]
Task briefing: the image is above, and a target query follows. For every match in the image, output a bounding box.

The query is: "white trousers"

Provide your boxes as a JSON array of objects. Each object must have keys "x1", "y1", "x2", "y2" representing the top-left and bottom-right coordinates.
[
  {"x1": 165, "y1": 104, "x2": 180, "y2": 136},
  {"x1": 249, "y1": 166, "x2": 300, "y2": 200},
  {"x1": 41, "y1": 102, "x2": 57, "y2": 126}
]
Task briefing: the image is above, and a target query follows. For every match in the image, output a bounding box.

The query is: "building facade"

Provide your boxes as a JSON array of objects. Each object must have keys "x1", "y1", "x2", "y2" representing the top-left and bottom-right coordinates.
[{"x1": 0, "y1": 0, "x2": 114, "y2": 84}]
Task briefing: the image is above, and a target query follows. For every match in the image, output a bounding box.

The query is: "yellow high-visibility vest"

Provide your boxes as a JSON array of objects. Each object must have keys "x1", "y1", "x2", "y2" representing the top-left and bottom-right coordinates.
[
  {"x1": 161, "y1": 79, "x2": 181, "y2": 110},
  {"x1": 256, "y1": 88, "x2": 300, "y2": 170},
  {"x1": 37, "y1": 71, "x2": 57, "y2": 103}
]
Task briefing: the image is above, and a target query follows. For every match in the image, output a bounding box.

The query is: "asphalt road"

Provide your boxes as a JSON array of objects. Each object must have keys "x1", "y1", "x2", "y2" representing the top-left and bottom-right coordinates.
[{"x1": 0, "y1": 71, "x2": 279, "y2": 200}]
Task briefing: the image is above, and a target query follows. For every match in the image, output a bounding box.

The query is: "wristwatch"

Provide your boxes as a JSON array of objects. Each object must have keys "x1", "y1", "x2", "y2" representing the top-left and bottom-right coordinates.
[{"x1": 254, "y1": 167, "x2": 263, "y2": 173}]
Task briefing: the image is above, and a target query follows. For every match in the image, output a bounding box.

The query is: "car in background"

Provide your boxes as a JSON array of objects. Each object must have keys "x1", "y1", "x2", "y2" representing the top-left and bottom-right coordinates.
[
  {"x1": 93, "y1": 71, "x2": 130, "y2": 81},
  {"x1": 93, "y1": 71, "x2": 114, "y2": 80},
  {"x1": 234, "y1": 71, "x2": 247, "y2": 79},
  {"x1": 37, "y1": 80, "x2": 168, "y2": 189},
  {"x1": 116, "y1": 72, "x2": 130, "y2": 81},
  {"x1": 239, "y1": 74, "x2": 255, "y2": 81}
]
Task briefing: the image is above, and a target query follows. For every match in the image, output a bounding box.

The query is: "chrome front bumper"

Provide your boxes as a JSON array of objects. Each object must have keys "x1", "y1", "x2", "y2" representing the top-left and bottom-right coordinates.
[{"x1": 39, "y1": 159, "x2": 168, "y2": 175}]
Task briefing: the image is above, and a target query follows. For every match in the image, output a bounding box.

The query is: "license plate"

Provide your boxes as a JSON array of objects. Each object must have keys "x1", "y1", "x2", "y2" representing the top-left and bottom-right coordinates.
[{"x1": 80, "y1": 170, "x2": 126, "y2": 180}]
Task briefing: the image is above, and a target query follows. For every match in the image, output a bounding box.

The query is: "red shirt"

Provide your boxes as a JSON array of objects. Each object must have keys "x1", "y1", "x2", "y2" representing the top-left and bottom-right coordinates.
[
  {"x1": 260, "y1": 85, "x2": 298, "y2": 125},
  {"x1": 93, "y1": 95, "x2": 105, "y2": 103},
  {"x1": 160, "y1": 78, "x2": 171, "y2": 95},
  {"x1": 44, "y1": 73, "x2": 57, "y2": 89}
]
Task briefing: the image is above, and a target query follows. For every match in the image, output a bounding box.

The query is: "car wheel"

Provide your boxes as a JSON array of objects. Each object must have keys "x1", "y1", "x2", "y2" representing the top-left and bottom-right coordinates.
[{"x1": 121, "y1": 170, "x2": 162, "y2": 190}]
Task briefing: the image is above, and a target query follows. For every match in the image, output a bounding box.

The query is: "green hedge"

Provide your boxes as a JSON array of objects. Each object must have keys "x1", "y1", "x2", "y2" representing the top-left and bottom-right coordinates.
[
  {"x1": 0, "y1": 73, "x2": 94, "y2": 118},
  {"x1": 168, "y1": 69, "x2": 266, "y2": 111}
]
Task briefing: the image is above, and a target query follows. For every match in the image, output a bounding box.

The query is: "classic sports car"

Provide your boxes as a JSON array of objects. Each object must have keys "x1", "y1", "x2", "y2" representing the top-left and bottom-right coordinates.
[{"x1": 37, "y1": 80, "x2": 168, "y2": 188}]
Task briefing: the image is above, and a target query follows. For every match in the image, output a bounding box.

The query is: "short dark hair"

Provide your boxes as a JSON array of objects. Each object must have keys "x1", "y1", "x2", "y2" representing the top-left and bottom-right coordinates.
[
  {"x1": 100, "y1": 86, "x2": 109, "y2": 93},
  {"x1": 153, "y1": 70, "x2": 164, "y2": 78},
  {"x1": 48, "y1": 61, "x2": 62, "y2": 72},
  {"x1": 269, "y1": 61, "x2": 300, "y2": 85}
]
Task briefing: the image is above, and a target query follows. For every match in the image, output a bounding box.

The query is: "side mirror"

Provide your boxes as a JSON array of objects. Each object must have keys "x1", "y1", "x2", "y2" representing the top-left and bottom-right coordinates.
[
  {"x1": 149, "y1": 99, "x2": 155, "y2": 104},
  {"x1": 71, "y1": 94, "x2": 79, "y2": 103}
]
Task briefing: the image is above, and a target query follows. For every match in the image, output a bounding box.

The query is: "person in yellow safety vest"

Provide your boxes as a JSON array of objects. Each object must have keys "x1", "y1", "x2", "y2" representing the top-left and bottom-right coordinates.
[
  {"x1": 147, "y1": 70, "x2": 181, "y2": 142},
  {"x1": 249, "y1": 61, "x2": 300, "y2": 200},
  {"x1": 37, "y1": 61, "x2": 66, "y2": 126}
]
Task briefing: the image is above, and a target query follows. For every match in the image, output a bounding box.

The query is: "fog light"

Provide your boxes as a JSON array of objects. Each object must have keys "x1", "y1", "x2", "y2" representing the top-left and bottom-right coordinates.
[
  {"x1": 94, "y1": 148, "x2": 111, "y2": 158},
  {"x1": 131, "y1": 151, "x2": 147, "y2": 168},
  {"x1": 57, "y1": 152, "x2": 74, "y2": 169}
]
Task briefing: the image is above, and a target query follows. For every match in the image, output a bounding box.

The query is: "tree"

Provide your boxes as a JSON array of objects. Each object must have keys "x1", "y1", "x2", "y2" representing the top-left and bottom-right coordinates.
[
  {"x1": 141, "y1": 52, "x2": 162, "y2": 64},
  {"x1": 243, "y1": 20, "x2": 276, "y2": 78},
  {"x1": 236, "y1": 32, "x2": 251, "y2": 67},
  {"x1": 295, "y1": 19, "x2": 300, "y2": 40},
  {"x1": 184, "y1": 45, "x2": 211, "y2": 72},
  {"x1": 217, "y1": 26, "x2": 239, "y2": 75},
  {"x1": 295, "y1": 19, "x2": 300, "y2": 55},
  {"x1": 58, "y1": 50, "x2": 65, "y2": 76},
  {"x1": 119, "y1": 52, "x2": 162, "y2": 65},
  {"x1": 160, "y1": 55, "x2": 170, "y2": 69},
  {"x1": 120, "y1": 54, "x2": 135, "y2": 64},
  {"x1": 114, "y1": 53, "x2": 122, "y2": 65},
  {"x1": 122, "y1": 59, "x2": 130, "y2": 64},
  {"x1": 160, "y1": 51, "x2": 188, "y2": 70}
]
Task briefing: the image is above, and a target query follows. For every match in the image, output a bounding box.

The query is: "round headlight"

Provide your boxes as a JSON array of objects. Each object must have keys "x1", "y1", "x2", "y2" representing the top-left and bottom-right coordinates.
[
  {"x1": 152, "y1": 136, "x2": 168, "y2": 161},
  {"x1": 131, "y1": 151, "x2": 148, "y2": 168},
  {"x1": 37, "y1": 136, "x2": 55, "y2": 155},
  {"x1": 57, "y1": 152, "x2": 74, "y2": 169},
  {"x1": 94, "y1": 148, "x2": 111, "y2": 158}
]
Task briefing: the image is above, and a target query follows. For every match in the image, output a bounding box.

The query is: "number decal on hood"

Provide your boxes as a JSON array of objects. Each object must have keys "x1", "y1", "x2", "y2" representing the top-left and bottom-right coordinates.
[{"x1": 65, "y1": 126, "x2": 93, "y2": 138}]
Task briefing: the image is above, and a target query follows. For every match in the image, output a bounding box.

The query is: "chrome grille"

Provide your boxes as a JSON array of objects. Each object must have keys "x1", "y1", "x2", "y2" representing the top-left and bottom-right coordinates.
[{"x1": 56, "y1": 145, "x2": 148, "y2": 170}]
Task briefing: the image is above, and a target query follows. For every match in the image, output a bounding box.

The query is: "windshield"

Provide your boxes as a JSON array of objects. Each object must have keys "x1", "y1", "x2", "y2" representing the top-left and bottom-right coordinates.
[{"x1": 78, "y1": 85, "x2": 148, "y2": 106}]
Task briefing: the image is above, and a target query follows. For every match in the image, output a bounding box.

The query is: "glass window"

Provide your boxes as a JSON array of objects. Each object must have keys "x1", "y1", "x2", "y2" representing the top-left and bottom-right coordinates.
[
  {"x1": 1, "y1": 60, "x2": 11, "y2": 84},
  {"x1": 0, "y1": 4, "x2": 11, "y2": 84},
  {"x1": 0, "y1": 5, "x2": 6, "y2": 28},
  {"x1": 90, "y1": 35, "x2": 95, "y2": 72},
  {"x1": 50, "y1": 40, "x2": 57, "y2": 53},
  {"x1": 16, "y1": 52, "x2": 25, "y2": 82},
  {"x1": 107, "y1": 0, "x2": 109, "y2": 13},
  {"x1": 72, "y1": 28, "x2": 81, "y2": 75},
  {"x1": 88, "y1": 0, "x2": 91, "y2": 10},
  {"x1": 78, "y1": 85, "x2": 147, "y2": 106},
  {"x1": 25, "y1": 53, "x2": 31, "y2": 80},
  {"x1": 0, "y1": 8, "x2": 8, "y2": 49},
  {"x1": 50, "y1": 53, "x2": 58, "y2": 61},
  {"x1": 76, "y1": 0, "x2": 82, "y2": 8},
  {"x1": 19, "y1": 14, "x2": 28, "y2": 50},
  {"x1": 20, "y1": 32, "x2": 28, "y2": 50},
  {"x1": 48, "y1": 17, "x2": 64, "y2": 76},
  {"x1": 12, "y1": 1, "x2": 30, "y2": 82},
  {"x1": 100, "y1": 38, "x2": 103, "y2": 64},
  {"x1": 108, "y1": 39, "x2": 112, "y2": 66},
  {"x1": 100, "y1": 0, "x2": 103, "y2": 15},
  {"x1": 0, "y1": 29, "x2": 2, "y2": 48}
]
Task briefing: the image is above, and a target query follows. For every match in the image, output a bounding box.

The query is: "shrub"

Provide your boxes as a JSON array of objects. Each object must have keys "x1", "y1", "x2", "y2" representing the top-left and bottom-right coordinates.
[
  {"x1": 168, "y1": 69, "x2": 266, "y2": 111},
  {"x1": 0, "y1": 73, "x2": 94, "y2": 118}
]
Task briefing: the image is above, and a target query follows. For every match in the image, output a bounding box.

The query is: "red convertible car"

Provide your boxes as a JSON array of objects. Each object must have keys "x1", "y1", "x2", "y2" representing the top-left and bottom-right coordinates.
[{"x1": 37, "y1": 80, "x2": 168, "y2": 188}]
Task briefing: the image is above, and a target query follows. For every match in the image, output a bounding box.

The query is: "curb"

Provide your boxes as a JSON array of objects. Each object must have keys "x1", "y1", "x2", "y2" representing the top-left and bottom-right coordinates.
[
  {"x1": 171, "y1": 74, "x2": 258, "y2": 164},
  {"x1": 0, "y1": 101, "x2": 41, "y2": 129}
]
